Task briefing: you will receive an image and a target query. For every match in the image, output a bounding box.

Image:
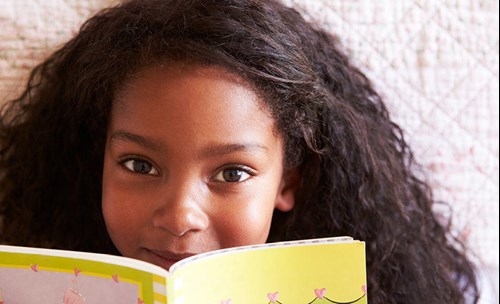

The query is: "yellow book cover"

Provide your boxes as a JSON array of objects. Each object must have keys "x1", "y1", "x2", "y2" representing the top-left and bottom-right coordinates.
[{"x1": 0, "y1": 236, "x2": 367, "y2": 304}]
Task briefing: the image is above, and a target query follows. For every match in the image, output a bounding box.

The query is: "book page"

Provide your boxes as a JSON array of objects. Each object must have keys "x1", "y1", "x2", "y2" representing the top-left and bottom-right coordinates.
[
  {"x1": 169, "y1": 237, "x2": 367, "y2": 303},
  {"x1": 0, "y1": 246, "x2": 169, "y2": 304}
]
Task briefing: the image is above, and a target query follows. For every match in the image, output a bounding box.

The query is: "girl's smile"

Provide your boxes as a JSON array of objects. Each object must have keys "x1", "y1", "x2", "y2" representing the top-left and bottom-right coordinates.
[
  {"x1": 143, "y1": 248, "x2": 198, "y2": 270},
  {"x1": 101, "y1": 63, "x2": 297, "y2": 270}
]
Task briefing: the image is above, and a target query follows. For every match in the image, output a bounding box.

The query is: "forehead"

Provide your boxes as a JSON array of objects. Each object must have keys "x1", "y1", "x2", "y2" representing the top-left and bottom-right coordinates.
[
  {"x1": 116, "y1": 63, "x2": 261, "y2": 110},
  {"x1": 116, "y1": 63, "x2": 272, "y2": 117},
  {"x1": 118, "y1": 63, "x2": 254, "y2": 100},
  {"x1": 109, "y1": 63, "x2": 281, "y2": 146}
]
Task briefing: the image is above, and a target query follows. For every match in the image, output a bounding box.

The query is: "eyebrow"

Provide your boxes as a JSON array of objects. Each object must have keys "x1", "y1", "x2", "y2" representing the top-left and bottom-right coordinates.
[
  {"x1": 109, "y1": 130, "x2": 268, "y2": 157},
  {"x1": 199, "y1": 143, "x2": 269, "y2": 158},
  {"x1": 110, "y1": 131, "x2": 164, "y2": 152}
]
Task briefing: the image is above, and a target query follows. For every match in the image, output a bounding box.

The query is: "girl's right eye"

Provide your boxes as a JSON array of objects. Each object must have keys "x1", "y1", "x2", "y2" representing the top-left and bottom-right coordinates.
[{"x1": 121, "y1": 158, "x2": 159, "y2": 176}]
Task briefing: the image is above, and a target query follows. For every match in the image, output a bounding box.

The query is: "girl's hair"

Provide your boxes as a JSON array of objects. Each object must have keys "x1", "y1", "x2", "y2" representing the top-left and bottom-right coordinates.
[{"x1": 0, "y1": 0, "x2": 479, "y2": 302}]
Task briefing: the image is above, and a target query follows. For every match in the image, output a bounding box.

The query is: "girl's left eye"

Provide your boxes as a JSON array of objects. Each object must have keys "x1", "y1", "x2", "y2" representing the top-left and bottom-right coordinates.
[
  {"x1": 121, "y1": 158, "x2": 159, "y2": 175},
  {"x1": 213, "y1": 167, "x2": 253, "y2": 183}
]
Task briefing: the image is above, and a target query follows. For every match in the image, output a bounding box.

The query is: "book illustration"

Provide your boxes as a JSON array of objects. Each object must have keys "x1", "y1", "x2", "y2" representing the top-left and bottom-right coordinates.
[
  {"x1": 0, "y1": 251, "x2": 165, "y2": 304},
  {"x1": 307, "y1": 286, "x2": 366, "y2": 303},
  {"x1": 267, "y1": 292, "x2": 280, "y2": 303},
  {"x1": 30, "y1": 263, "x2": 39, "y2": 272},
  {"x1": 169, "y1": 239, "x2": 367, "y2": 303},
  {"x1": 63, "y1": 279, "x2": 86, "y2": 304},
  {"x1": 215, "y1": 286, "x2": 367, "y2": 304},
  {"x1": 1, "y1": 237, "x2": 365, "y2": 304}
]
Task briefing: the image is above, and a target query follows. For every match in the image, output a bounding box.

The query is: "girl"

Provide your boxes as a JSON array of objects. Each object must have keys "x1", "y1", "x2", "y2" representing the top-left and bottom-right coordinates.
[{"x1": 0, "y1": 0, "x2": 479, "y2": 303}]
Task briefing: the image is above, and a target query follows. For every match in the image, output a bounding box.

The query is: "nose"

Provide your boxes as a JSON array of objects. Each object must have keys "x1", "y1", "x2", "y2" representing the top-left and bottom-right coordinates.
[{"x1": 152, "y1": 179, "x2": 209, "y2": 237}]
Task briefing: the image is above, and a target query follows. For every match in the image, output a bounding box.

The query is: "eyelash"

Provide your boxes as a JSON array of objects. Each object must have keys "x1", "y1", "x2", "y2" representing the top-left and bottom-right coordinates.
[
  {"x1": 118, "y1": 157, "x2": 256, "y2": 183},
  {"x1": 119, "y1": 156, "x2": 160, "y2": 176},
  {"x1": 212, "y1": 165, "x2": 256, "y2": 183}
]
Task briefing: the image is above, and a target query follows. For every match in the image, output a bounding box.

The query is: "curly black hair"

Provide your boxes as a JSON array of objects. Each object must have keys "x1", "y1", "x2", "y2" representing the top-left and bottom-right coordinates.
[{"x1": 0, "y1": 0, "x2": 479, "y2": 303}]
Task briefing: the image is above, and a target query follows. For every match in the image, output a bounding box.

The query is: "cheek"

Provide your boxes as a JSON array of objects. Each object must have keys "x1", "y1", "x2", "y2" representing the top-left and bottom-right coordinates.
[
  {"x1": 102, "y1": 163, "x2": 151, "y2": 249},
  {"x1": 102, "y1": 185, "x2": 139, "y2": 242},
  {"x1": 214, "y1": 192, "x2": 277, "y2": 248}
]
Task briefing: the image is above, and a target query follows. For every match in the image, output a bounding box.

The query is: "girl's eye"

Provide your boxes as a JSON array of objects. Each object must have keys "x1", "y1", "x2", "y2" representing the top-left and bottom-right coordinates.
[
  {"x1": 213, "y1": 167, "x2": 252, "y2": 183},
  {"x1": 121, "y1": 159, "x2": 159, "y2": 175}
]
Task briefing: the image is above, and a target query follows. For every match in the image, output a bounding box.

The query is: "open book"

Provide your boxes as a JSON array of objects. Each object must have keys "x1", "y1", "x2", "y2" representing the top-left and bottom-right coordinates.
[{"x1": 0, "y1": 236, "x2": 366, "y2": 304}]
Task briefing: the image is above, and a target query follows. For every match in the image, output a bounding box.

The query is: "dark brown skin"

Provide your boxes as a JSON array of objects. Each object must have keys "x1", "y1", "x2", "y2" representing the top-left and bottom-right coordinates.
[
  {"x1": 102, "y1": 64, "x2": 296, "y2": 270},
  {"x1": 0, "y1": 0, "x2": 479, "y2": 303}
]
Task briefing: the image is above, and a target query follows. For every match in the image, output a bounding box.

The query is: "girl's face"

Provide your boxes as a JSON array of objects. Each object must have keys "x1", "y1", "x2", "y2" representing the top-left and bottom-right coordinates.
[{"x1": 102, "y1": 64, "x2": 297, "y2": 270}]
